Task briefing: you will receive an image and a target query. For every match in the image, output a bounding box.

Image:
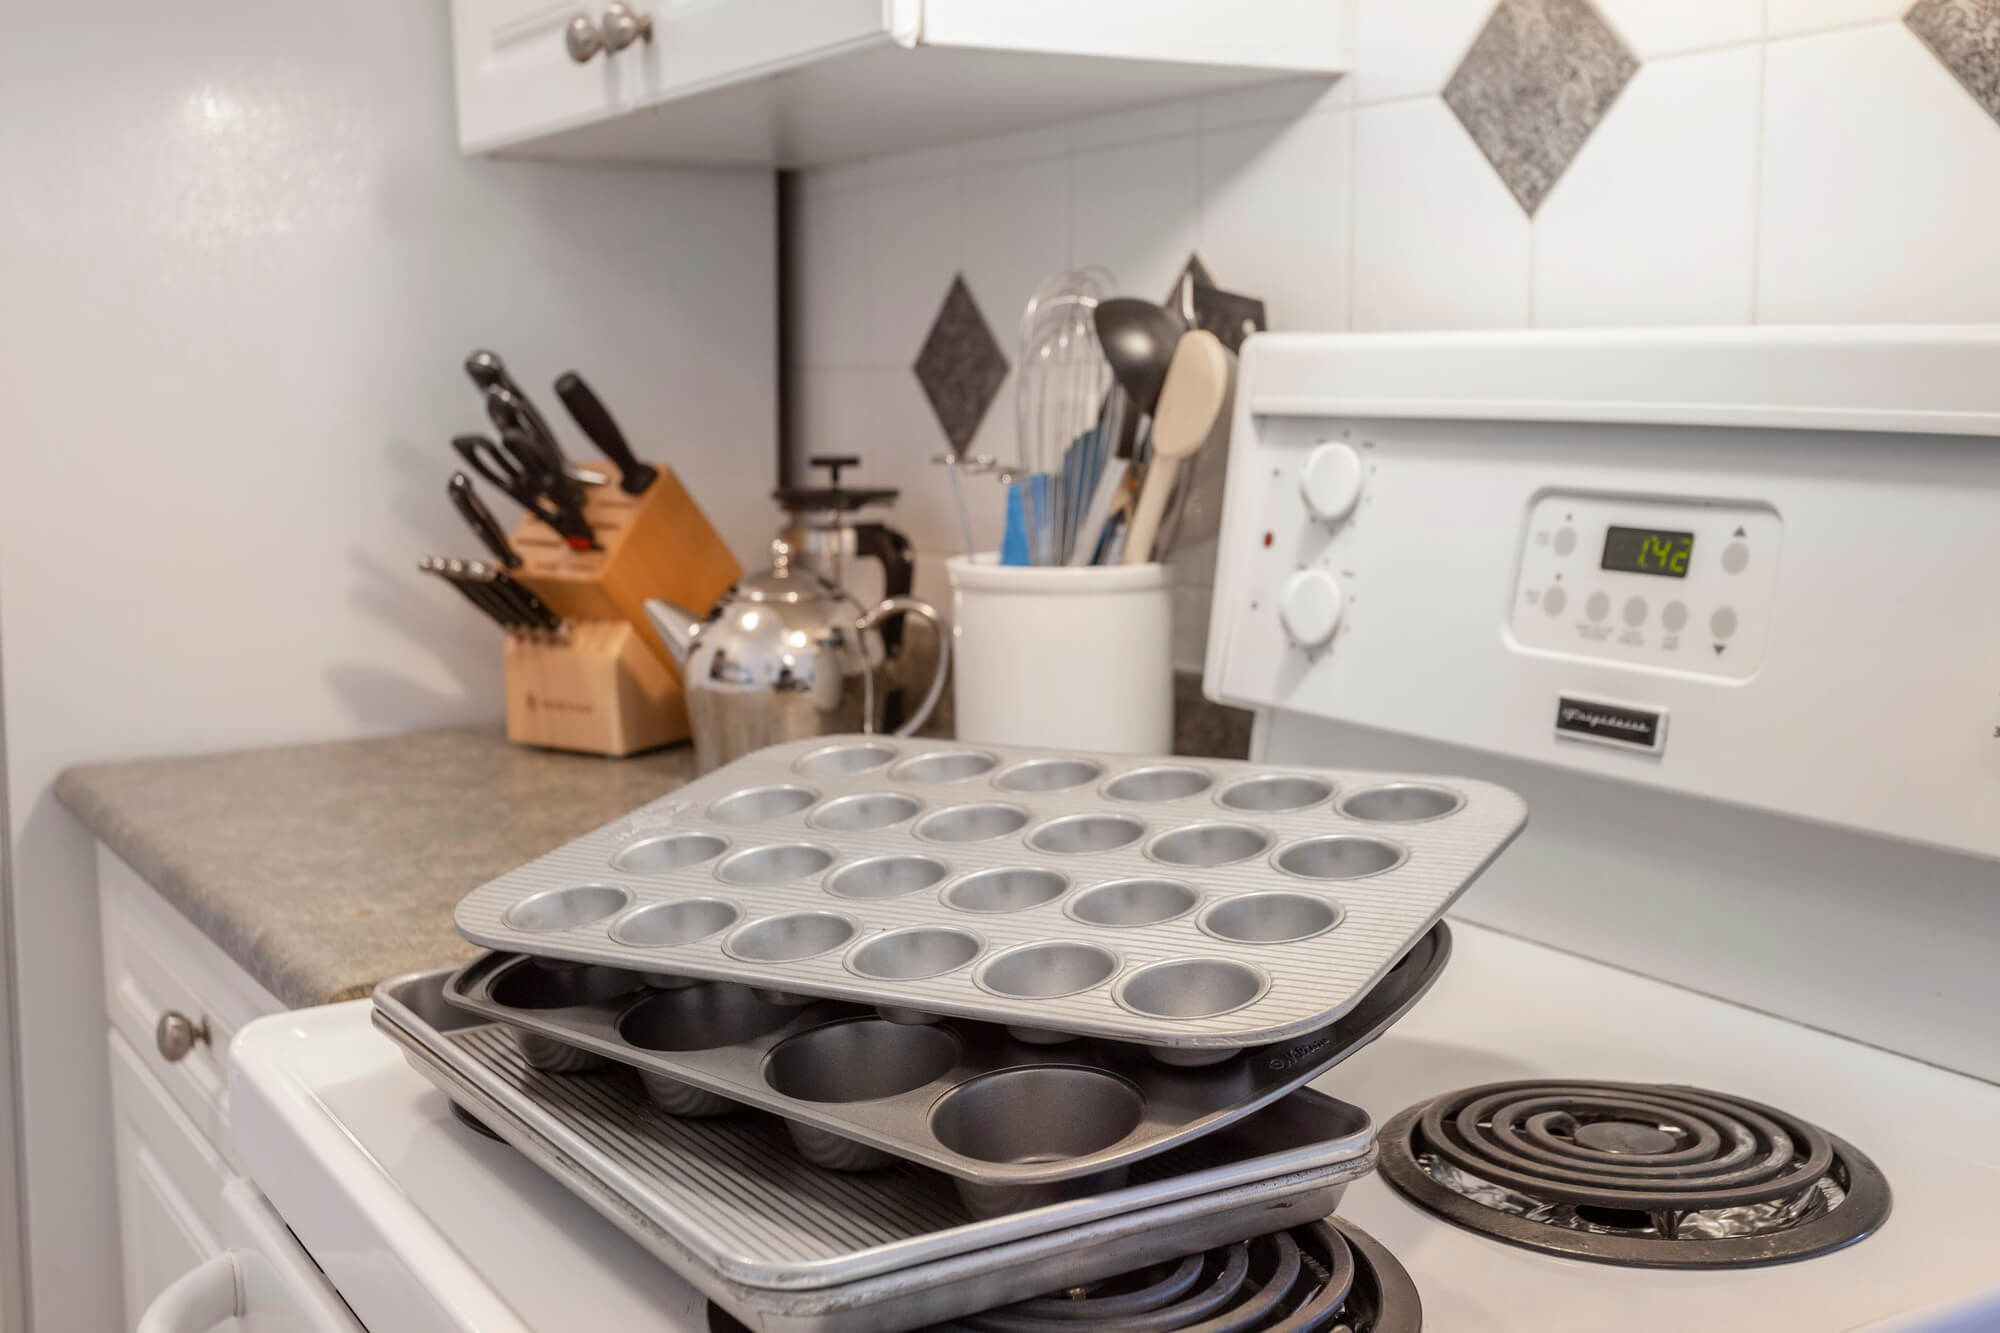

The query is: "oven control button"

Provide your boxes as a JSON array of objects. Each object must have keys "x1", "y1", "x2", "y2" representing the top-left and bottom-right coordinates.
[
  {"x1": 1279, "y1": 570, "x2": 1344, "y2": 647},
  {"x1": 1299, "y1": 442, "x2": 1363, "y2": 522}
]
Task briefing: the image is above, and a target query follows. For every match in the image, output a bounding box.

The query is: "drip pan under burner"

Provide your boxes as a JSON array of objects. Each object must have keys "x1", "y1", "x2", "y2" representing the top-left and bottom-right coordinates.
[
  {"x1": 1378, "y1": 1079, "x2": 1891, "y2": 1269},
  {"x1": 706, "y1": 1217, "x2": 1419, "y2": 1333}
]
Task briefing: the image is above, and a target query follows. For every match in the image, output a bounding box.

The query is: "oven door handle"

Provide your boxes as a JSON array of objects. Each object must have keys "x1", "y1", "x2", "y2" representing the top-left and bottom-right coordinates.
[{"x1": 136, "y1": 1252, "x2": 241, "y2": 1333}]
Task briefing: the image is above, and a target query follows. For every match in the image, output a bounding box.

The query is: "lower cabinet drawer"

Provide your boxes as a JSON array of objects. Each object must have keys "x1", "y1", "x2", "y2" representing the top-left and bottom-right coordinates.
[
  {"x1": 109, "y1": 1028, "x2": 230, "y2": 1330},
  {"x1": 98, "y1": 847, "x2": 283, "y2": 1162}
]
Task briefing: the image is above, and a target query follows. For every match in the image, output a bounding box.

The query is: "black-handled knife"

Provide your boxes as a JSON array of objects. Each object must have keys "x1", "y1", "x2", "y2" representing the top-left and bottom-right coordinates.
[
  {"x1": 468, "y1": 350, "x2": 607, "y2": 487},
  {"x1": 555, "y1": 372, "x2": 657, "y2": 495},
  {"x1": 484, "y1": 387, "x2": 570, "y2": 493},
  {"x1": 451, "y1": 434, "x2": 597, "y2": 550},
  {"x1": 447, "y1": 472, "x2": 521, "y2": 569},
  {"x1": 476, "y1": 563, "x2": 566, "y2": 634},
  {"x1": 419, "y1": 556, "x2": 515, "y2": 630},
  {"x1": 466, "y1": 350, "x2": 559, "y2": 460}
]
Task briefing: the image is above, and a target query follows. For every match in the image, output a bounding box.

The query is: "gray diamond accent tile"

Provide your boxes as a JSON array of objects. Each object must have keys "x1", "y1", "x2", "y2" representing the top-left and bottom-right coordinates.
[
  {"x1": 913, "y1": 275, "x2": 1008, "y2": 456},
  {"x1": 1908, "y1": 0, "x2": 2000, "y2": 126},
  {"x1": 1443, "y1": 0, "x2": 1638, "y2": 215}
]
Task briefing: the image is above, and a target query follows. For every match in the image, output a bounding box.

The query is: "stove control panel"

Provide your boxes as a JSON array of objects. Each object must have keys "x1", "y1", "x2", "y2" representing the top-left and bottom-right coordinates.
[
  {"x1": 1508, "y1": 494, "x2": 1781, "y2": 680},
  {"x1": 1203, "y1": 328, "x2": 2000, "y2": 860}
]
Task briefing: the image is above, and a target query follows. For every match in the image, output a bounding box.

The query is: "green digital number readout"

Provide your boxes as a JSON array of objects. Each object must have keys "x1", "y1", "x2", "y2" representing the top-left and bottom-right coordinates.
[{"x1": 1600, "y1": 526, "x2": 1694, "y2": 578}]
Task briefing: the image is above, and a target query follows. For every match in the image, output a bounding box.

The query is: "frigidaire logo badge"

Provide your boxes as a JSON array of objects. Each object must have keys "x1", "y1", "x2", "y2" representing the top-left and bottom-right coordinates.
[{"x1": 1554, "y1": 695, "x2": 1665, "y2": 752}]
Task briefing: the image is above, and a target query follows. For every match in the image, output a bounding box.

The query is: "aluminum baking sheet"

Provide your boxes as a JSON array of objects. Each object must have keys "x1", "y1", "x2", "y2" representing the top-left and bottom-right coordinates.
[
  {"x1": 453, "y1": 734, "x2": 1525, "y2": 1048},
  {"x1": 440, "y1": 922, "x2": 1447, "y2": 1193},
  {"x1": 373, "y1": 967, "x2": 1375, "y2": 1305}
]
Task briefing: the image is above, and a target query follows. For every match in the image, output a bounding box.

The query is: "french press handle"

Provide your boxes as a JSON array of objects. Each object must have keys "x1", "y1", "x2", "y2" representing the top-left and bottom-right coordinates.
[
  {"x1": 853, "y1": 523, "x2": 913, "y2": 652},
  {"x1": 853, "y1": 596, "x2": 949, "y2": 737}
]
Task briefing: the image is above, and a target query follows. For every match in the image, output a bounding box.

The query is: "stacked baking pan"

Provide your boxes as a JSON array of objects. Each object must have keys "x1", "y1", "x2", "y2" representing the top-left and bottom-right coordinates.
[{"x1": 379, "y1": 735, "x2": 1525, "y2": 1330}]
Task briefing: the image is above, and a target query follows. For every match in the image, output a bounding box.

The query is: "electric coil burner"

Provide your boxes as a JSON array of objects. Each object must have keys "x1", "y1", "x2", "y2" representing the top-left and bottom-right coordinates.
[
  {"x1": 706, "y1": 1218, "x2": 1419, "y2": 1333},
  {"x1": 1377, "y1": 1080, "x2": 1890, "y2": 1269}
]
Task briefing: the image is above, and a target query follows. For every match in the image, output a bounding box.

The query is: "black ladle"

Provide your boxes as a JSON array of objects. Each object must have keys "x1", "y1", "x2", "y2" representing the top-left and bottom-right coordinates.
[{"x1": 1093, "y1": 298, "x2": 1188, "y2": 419}]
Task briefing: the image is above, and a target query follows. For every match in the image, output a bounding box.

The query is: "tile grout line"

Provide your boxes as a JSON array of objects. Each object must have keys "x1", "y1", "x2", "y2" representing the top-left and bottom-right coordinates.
[
  {"x1": 1763, "y1": 12, "x2": 1916, "y2": 47},
  {"x1": 1344, "y1": 97, "x2": 1359, "y2": 331},
  {"x1": 1525, "y1": 218, "x2": 1537, "y2": 329},
  {"x1": 1748, "y1": 6, "x2": 1772, "y2": 325},
  {"x1": 1194, "y1": 107, "x2": 1209, "y2": 262}
]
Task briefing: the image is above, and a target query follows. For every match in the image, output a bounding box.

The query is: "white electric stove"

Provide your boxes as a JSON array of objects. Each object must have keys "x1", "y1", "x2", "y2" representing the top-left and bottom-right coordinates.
[
  {"x1": 222, "y1": 914, "x2": 2000, "y2": 1332},
  {"x1": 212, "y1": 328, "x2": 2000, "y2": 1332}
]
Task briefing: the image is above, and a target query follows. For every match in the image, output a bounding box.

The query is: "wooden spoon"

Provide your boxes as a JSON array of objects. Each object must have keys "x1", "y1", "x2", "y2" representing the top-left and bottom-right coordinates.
[{"x1": 1122, "y1": 330, "x2": 1232, "y2": 565}]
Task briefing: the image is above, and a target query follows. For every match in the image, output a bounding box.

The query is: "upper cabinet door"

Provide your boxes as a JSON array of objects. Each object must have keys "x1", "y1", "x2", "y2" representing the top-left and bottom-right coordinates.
[
  {"x1": 627, "y1": 0, "x2": 886, "y2": 105},
  {"x1": 452, "y1": 0, "x2": 634, "y2": 153},
  {"x1": 451, "y1": 0, "x2": 1353, "y2": 165}
]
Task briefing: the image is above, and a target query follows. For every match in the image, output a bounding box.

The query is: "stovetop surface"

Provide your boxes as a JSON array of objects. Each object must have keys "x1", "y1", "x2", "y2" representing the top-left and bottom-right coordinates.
[
  {"x1": 232, "y1": 920, "x2": 2000, "y2": 1333},
  {"x1": 1319, "y1": 923, "x2": 2000, "y2": 1331}
]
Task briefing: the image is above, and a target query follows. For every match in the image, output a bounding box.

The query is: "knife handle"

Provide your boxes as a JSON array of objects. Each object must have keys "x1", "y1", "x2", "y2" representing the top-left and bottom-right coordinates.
[
  {"x1": 419, "y1": 556, "x2": 512, "y2": 631},
  {"x1": 448, "y1": 473, "x2": 522, "y2": 569},
  {"x1": 489, "y1": 569, "x2": 565, "y2": 634},
  {"x1": 556, "y1": 372, "x2": 657, "y2": 495},
  {"x1": 468, "y1": 351, "x2": 561, "y2": 456}
]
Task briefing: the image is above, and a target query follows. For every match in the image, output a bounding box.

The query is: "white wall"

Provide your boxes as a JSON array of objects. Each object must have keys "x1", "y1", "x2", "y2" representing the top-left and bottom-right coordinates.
[
  {"x1": 0, "y1": 3, "x2": 774, "y2": 1327},
  {"x1": 789, "y1": 1, "x2": 2000, "y2": 666}
]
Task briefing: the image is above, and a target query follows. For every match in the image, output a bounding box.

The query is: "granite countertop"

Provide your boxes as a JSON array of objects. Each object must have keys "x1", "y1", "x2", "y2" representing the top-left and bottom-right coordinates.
[
  {"x1": 56, "y1": 729, "x2": 697, "y2": 1008},
  {"x1": 51, "y1": 681, "x2": 1247, "y2": 1013}
]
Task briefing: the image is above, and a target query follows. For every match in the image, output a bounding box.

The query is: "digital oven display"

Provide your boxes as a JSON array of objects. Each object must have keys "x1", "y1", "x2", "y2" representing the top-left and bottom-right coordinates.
[{"x1": 1600, "y1": 526, "x2": 1694, "y2": 578}]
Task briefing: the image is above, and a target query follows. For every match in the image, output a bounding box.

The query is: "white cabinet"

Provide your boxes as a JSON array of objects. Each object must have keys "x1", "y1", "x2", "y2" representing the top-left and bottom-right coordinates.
[
  {"x1": 452, "y1": 0, "x2": 634, "y2": 152},
  {"x1": 452, "y1": 0, "x2": 1353, "y2": 164},
  {"x1": 110, "y1": 1032, "x2": 224, "y2": 1327},
  {"x1": 99, "y1": 849, "x2": 283, "y2": 1331}
]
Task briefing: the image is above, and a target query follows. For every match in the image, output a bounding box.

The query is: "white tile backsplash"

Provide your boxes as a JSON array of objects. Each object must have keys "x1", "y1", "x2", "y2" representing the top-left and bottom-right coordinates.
[
  {"x1": 1200, "y1": 109, "x2": 1354, "y2": 333},
  {"x1": 1765, "y1": 0, "x2": 1909, "y2": 37},
  {"x1": 1070, "y1": 134, "x2": 1202, "y2": 302},
  {"x1": 790, "y1": 6, "x2": 2000, "y2": 668},
  {"x1": 1759, "y1": 22, "x2": 2000, "y2": 323},
  {"x1": 1353, "y1": 97, "x2": 1532, "y2": 329},
  {"x1": 1594, "y1": 0, "x2": 1766, "y2": 57},
  {"x1": 1350, "y1": 0, "x2": 1499, "y2": 103},
  {"x1": 875, "y1": 368, "x2": 1009, "y2": 557},
  {"x1": 1534, "y1": 46, "x2": 1761, "y2": 326},
  {"x1": 962, "y1": 156, "x2": 1073, "y2": 355},
  {"x1": 795, "y1": 368, "x2": 875, "y2": 467},
  {"x1": 797, "y1": 185, "x2": 870, "y2": 370},
  {"x1": 865, "y1": 175, "x2": 963, "y2": 366}
]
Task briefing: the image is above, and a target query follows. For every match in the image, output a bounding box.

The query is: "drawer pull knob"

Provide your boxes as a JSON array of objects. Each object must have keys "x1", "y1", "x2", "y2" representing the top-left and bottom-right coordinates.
[
  {"x1": 599, "y1": 2, "x2": 653, "y2": 52},
  {"x1": 155, "y1": 1011, "x2": 210, "y2": 1063},
  {"x1": 565, "y1": 14, "x2": 605, "y2": 62}
]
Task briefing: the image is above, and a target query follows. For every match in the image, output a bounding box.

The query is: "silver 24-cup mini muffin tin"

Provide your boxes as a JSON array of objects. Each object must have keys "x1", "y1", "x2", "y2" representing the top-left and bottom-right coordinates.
[{"x1": 453, "y1": 735, "x2": 1526, "y2": 1056}]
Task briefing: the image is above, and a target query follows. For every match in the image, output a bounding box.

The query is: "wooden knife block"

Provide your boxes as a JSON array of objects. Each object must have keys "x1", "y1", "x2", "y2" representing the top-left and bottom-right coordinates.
[
  {"x1": 504, "y1": 622, "x2": 680, "y2": 758},
  {"x1": 501, "y1": 462, "x2": 741, "y2": 756}
]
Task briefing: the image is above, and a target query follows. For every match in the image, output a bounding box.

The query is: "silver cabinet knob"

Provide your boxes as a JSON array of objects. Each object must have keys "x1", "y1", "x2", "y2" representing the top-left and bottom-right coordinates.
[
  {"x1": 565, "y1": 14, "x2": 605, "y2": 62},
  {"x1": 600, "y1": 3, "x2": 653, "y2": 51},
  {"x1": 155, "y1": 1010, "x2": 210, "y2": 1063}
]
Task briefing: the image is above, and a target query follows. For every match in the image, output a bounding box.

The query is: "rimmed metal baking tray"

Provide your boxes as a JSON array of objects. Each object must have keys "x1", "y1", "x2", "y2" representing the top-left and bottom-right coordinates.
[
  {"x1": 440, "y1": 922, "x2": 1447, "y2": 1207},
  {"x1": 374, "y1": 969, "x2": 1376, "y2": 1332},
  {"x1": 453, "y1": 734, "x2": 1524, "y2": 1051}
]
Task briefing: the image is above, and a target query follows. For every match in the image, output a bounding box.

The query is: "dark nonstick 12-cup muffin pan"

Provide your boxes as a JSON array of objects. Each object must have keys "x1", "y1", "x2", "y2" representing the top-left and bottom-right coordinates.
[
  {"x1": 375, "y1": 965, "x2": 1381, "y2": 1332},
  {"x1": 441, "y1": 922, "x2": 1449, "y2": 1215}
]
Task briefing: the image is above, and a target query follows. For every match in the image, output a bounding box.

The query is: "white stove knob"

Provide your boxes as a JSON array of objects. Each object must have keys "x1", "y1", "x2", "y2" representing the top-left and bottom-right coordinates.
[
  {"x1": 1299, "y1": 442, "x2": 1363, "y2": 522},
  {"x1": 1279, "y1": 569, "x2": 1344, "y2": 648}
]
